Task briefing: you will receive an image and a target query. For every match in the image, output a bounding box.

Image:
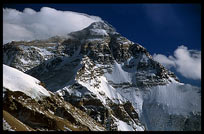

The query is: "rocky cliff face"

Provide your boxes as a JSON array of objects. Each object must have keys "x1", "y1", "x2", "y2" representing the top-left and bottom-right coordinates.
[
  {"x1": 3, "y1": 64, "x2": 105, "y2": 131},
  {"x1": 3, "y1": 21, "x2": 200, "y2": 131},
  {"x1": 3, "y1": 89, "x2": 105, "y2": 131}
]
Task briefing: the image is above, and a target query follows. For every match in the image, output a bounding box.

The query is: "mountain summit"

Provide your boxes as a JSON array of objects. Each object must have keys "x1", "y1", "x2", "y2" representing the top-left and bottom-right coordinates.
[{"x1": 3, "y1": 21, "x2": 201, "y2": 131}]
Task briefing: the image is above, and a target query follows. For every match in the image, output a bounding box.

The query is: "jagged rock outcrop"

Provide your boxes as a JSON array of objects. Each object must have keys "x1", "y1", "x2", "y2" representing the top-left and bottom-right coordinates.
[{"x1": 3, "y1": 89, "x2": 105, "y2": 131}]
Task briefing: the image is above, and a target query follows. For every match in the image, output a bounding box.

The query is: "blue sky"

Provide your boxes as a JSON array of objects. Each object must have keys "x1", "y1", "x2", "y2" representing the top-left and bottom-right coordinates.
[{"x1": 3, "y1": 4, "x2": 201, "y2": 86}]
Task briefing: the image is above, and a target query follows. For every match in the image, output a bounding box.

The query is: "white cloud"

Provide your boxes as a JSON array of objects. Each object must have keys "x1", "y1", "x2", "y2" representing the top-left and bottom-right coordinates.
[
  {"x1": 153, "y1": 54, "x2": 176, "y2": 68},
  {"x1": 3, "y1": 7, "x2": 103, "y2": 44},
  {"x1": 153, "y1": 45, "x2": 201, "y2": 80}
]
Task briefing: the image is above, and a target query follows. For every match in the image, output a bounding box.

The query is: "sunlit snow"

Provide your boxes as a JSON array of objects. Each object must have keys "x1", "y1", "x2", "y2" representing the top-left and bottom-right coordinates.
[{"x1": 3, "y1": 64, "x2": 50, "y2": 100}]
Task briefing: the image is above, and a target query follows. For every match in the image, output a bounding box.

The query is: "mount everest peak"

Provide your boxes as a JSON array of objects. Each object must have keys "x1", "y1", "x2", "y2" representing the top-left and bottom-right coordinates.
[{"x1": 3, "y1": 20, "x2": 201, "y2": 131}]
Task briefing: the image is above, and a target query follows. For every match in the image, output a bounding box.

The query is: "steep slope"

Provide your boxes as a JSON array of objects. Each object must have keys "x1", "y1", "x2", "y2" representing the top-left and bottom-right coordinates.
[
  {"x1": 3, "y1": 110, "x2": 33, "y2": 131},
  {"x1": 3, "y1": 64, "x2": 105, "y2": 131},
  {"x1": 3, "y1": 21, "x2": 201, "y2": 131},
  {"x1": 3, "y1": 64, "x2": 50, "y2": 100},
  {"x1": 141, "y1": 83, "x2": 201, "y2": 130}
]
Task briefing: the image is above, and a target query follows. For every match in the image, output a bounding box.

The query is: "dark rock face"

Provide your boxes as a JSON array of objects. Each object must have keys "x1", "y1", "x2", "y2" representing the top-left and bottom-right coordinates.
[
  {"x1": 3, "y1": 89, "x2": 105, "y2": 131},
  {"x1": 56, "y1": 82, "x2": 144, "y2": 131},
  {"x1": 3, "y1": 36, "x2": 66, "y2": 72}
]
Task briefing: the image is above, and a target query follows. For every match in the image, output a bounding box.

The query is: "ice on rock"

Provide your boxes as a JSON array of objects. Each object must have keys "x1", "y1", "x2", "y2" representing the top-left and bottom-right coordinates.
[
  {"x1": 105, "y1": 61, "x2": 132, "y2": 84},
  {"x1": 89, "y1": 29, "x2": 108, "y2": 36},
  {"x1": 145, "y1": 83, "x2": 201, "y2": 115}
]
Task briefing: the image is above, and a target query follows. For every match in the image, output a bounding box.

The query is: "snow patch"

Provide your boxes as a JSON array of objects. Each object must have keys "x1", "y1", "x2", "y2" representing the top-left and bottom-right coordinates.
[
  {"x1": 89, "y1": 28, "x2": 108, "y2": 36},
  {"x1": 113, "y1": 117, "x2": 135, "y2": 131},
  {"x1": 3, "y1": 118, "x2": 14, "y2": 131},
  {"x1": 3, "y1": 64, "x2": 50, "y2": 100},
  {"x1": 78, "y1": 75, "x2": 126, "y2": 105},
  {"x1": 64, "y1": 126, "x2": 72, "y2": 131},
  {"x1": 20, "y1": 58, "x2": 29, "y2": 64},
  {"x1": 105, "y1": 61, "x2": 132, "y2": 84}
]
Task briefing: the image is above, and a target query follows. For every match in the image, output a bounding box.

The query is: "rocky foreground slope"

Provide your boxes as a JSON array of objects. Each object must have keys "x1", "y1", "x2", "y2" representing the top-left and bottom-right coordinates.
[
  {"x1": 3, "y1": 64, "x2": 105, "y2": 131},
  {"x1": 3, "y1": 21, "x2": 201, "y2": 131}
]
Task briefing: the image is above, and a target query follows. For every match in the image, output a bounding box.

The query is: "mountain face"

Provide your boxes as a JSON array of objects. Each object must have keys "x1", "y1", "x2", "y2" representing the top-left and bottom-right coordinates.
[
  {"x1": 3, "y1": 64, "x2": 105, "y2": 131},
  {"x1": 3, "y1": 21, "x2": 201, "y2": 131}
]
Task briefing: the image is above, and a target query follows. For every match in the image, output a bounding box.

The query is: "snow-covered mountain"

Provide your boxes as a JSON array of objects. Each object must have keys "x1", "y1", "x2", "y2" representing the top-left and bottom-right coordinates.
[{"x1": 3, "y1": 20, "x2": 201, "y2": 131}]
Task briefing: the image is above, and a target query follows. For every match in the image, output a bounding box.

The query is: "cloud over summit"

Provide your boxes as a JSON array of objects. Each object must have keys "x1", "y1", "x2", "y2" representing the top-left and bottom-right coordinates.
[
  {"x1": 153, "y1": 45, "x2": 201, "y2": 80},
  {"x1": 3, "y1": 7, "x2": 102, "y2": 44}
]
